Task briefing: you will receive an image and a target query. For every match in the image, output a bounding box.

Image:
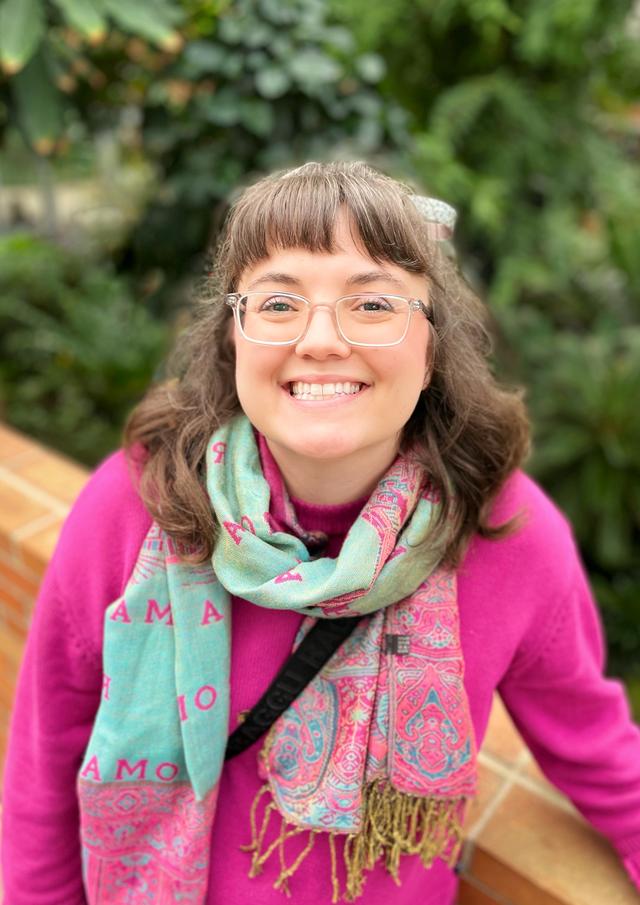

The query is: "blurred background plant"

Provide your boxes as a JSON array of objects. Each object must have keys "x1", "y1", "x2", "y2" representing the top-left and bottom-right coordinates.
[
  {"x1": 0, "y1": 230, "x2": 170, "y2": 463},
  {"x1": 0, "y1": 0, "x2": 638, "y2": 707}
]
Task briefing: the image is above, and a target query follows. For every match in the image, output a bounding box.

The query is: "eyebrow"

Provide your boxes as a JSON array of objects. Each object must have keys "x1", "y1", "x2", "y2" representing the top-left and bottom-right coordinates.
[
  {"x1": 246, "y1": 272, "x2": 301, "y2": 290},
  {"x1": 245, "y1": 269, "x2": 407, "y2": 291},
  {"x1": 346, "y1": 270, "x2": 406, "y2": 290}
]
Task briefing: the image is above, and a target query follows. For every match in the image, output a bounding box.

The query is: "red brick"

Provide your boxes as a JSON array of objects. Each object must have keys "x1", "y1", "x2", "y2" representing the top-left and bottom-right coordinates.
[
  {"x1": 0, "y1": 481, "x2": 49, "y2": 536},
  {"x1": 0, "y1": 560, "x2": 40, "y2": 600},
  {"x1": 457, "y1": 877, "x2": 503, "y2": 905}
]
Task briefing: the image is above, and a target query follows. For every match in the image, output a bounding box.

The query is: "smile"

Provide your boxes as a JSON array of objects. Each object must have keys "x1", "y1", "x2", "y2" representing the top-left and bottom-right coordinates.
[{"x1": 288, "y1": 381, "x2": 365, "y2": 400}]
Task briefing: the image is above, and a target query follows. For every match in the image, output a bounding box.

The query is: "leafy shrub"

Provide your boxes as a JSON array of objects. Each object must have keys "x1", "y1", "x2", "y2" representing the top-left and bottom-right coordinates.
[
  {"x1": 116, "y1": 0, "x2": 398, "y2": 312},
  {"x1": 0, "y1": 231, "x2": 170, "y2": 465},
  {"x1": 0, "y1": 0, "x2": 184, "y2": 154}
]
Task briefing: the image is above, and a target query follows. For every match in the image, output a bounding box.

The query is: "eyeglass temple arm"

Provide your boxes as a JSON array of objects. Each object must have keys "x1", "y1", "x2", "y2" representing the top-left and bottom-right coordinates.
[{"x1": 412, "y1": 299, "x2": 434, "y2": 324}]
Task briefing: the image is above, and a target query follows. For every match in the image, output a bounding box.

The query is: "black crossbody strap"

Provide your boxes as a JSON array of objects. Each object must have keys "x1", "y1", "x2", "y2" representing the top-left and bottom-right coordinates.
[{"x1": 225, "y1": 615, "x2": 361, "y2": 761}]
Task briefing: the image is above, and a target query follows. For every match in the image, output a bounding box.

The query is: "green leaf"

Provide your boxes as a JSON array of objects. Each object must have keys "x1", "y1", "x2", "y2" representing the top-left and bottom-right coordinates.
[
  {"x1": 12, "y1": 51, "x2": 63, "y2": 154},
  {"x1": 102, "y1": 0, "x2": 182, "y2": 50},
  {"x1": 355, "y1": 53, "x2": 385, "y2": 83},
  {"x1": 182, "y1": 40, "x2": 226, "y2": 75},
  {"x1": 144, "y1": 0, "x2": 184, "y2": 27},
  {"x1": 0, "y1": 0, "x2": 44, "y2": 74},
  {"x1": 51, "y1": 0, "x2": 107, "y2": 43},
  {"x1": 199, "y1": 88, "x2": 241, "y2": 126},
  {"x1": 287, "y1": 49, "x2": 342, "y2": 85},
  {"x1": 239, "y1": 97, "x2": 274, "y2": 137},
  {"x1": 254, "y1": 65, "x2": 290, "y2": 99}
]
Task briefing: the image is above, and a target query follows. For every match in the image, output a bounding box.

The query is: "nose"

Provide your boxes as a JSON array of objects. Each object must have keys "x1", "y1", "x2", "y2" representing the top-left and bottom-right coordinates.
[{"x1": 294, "y1": 305, "x2": 350, "y2": 359}]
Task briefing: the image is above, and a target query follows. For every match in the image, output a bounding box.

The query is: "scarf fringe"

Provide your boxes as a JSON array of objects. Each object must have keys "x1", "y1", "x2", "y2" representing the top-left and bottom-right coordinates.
[{"x1": 243, "y1": 781, "x2": 467, "y2": 902}]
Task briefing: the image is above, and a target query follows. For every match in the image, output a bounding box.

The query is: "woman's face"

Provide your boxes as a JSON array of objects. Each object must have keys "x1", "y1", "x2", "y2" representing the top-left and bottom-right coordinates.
[{"x1": 233, "y1": 215, "x2": 431, "y2": 481}]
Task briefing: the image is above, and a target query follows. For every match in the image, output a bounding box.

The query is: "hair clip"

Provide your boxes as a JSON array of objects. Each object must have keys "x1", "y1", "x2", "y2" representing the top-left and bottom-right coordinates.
[{"x1": 410, "y1": 195, "x2": 457, "y2": 241}]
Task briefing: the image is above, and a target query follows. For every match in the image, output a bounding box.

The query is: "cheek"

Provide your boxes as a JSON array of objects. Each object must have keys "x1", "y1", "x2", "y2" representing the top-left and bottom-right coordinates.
[
  {"x1": 382, "y1": 334, "x2": 430, "y2": 388},
  {"x1": 384, "y1": 340, "x2": 431, "y2": 424},
  {"x1": 234, "y1": 342, "x2": 284, "y2": 399}
]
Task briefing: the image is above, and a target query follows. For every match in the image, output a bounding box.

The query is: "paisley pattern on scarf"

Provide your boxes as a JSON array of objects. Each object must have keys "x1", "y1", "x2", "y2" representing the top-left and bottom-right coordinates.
[{"x1": 263, "y1": 570, "x2": 475, "y2": 830}]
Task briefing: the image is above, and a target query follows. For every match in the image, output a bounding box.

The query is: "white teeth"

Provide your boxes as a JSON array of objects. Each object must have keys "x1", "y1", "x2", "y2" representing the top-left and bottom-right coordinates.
[{"x1": 289, "y1": 381, "x2": 364, "y2": 400}]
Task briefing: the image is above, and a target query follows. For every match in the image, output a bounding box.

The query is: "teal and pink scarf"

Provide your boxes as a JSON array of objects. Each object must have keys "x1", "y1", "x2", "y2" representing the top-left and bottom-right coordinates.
[{"x1": 77, "y1": 414, "x2": 477, "y2": 903}]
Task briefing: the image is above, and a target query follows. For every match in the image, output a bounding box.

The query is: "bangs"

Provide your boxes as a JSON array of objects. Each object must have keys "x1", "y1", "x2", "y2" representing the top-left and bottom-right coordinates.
[{"x1": 221, "y1": 162, "x2": 432, "y2": 291}]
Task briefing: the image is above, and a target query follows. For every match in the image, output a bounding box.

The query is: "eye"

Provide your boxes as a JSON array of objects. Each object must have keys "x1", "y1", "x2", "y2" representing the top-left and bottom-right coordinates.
[
  {"x1": 352, "y1": 295, "x2": 395, "y2": 313},
  {"x1": 259, "y1": 295, "x2": 301, "y2": 313}
]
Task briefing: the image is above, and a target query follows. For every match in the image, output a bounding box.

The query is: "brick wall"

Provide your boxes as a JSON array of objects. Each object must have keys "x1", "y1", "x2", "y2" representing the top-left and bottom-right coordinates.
[{"x1": 0, "y1": 422, "x2": 638, "y2": 904}]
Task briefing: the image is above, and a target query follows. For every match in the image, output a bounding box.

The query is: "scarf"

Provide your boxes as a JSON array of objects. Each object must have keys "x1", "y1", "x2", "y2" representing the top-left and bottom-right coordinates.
[{"x1": 77, "y1": 414, "x2": 477, "y2": 904}]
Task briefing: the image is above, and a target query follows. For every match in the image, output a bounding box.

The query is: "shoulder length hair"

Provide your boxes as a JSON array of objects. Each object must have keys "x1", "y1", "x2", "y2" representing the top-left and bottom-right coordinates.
[{"x1": 123, "y1": 161, "x2": 530, "y2": 566}]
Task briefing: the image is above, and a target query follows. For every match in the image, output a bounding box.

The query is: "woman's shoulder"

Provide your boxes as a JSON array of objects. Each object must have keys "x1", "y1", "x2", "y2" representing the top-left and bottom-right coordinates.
[
  {"x1": 459, "y1": 470, "x2": 590, "y2": 670},
  {"x1": 462, "y1": 468, "x2": 582, "y2": 597},
  {"x1": 491, "y1": 469, "x2": 575, "y2": 553}
]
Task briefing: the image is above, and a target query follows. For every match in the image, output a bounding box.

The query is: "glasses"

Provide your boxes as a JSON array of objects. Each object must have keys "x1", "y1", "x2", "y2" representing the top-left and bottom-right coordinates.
[{"x1": 225, "y1": 291, "x2": 432, "y2": 347}]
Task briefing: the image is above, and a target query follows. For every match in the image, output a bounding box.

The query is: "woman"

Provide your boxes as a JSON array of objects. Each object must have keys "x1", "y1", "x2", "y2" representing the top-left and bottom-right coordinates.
[{"x1": 2, "y1": 161, "x2": 640, "y2": 904}]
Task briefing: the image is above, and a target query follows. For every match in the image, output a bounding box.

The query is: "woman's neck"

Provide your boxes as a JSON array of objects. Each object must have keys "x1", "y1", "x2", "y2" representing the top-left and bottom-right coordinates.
[{"x1": 263, "y1": 437, "x2": 398, "y2": 506}]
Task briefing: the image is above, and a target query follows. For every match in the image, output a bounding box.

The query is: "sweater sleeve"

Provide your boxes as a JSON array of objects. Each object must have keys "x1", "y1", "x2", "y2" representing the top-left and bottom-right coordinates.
[
  {"x1": 498, "y1": 554, "x2": 640, "y2": 893},
  {"x1": 1, "y1": 449, "x2": 152, "y2": 905}
]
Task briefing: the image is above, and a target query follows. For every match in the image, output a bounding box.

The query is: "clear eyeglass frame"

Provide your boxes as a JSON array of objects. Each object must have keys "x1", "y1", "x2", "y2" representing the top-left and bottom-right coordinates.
[{"x1": 224, "y1": 291, "x2": 433, "y2": 348}]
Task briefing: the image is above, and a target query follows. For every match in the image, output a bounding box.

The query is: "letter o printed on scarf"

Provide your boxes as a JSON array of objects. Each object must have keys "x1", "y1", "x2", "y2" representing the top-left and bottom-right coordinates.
[
  {"x1": 194, "y1": 685, "x2": 217, "y2": 711},
  {"x1": 156, "y1": 762, "x2": 180, "y2": 781}
]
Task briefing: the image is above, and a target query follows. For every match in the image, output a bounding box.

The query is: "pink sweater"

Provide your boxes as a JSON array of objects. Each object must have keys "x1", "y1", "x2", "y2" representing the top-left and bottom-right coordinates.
[{"x1": 2, "y1": 447, "x2": 640, "y2": 904}]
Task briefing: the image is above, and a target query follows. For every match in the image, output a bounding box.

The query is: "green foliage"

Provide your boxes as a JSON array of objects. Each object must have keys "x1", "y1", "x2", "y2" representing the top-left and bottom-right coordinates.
[
  {"x1": 1, "y1": 0, "x2": 395, "y2": 309},
  {"x1": 51, "y1": 0, "x2": 108, "y2": 42},
  {"x1": 0, "y1": 232, "x2": 170, "y2": 465},
  {"x1": 10, "y1": 50, "x2": 64, "y2": 155},
  {"x1": 1, "y1": 0, "x2": 396, "y2": 468},
  {"x1": 500, "y1": 312, "x2": 640, "y2": 563},
  {"x1": 0, "y1": 0, "x2": 184, "y2": 154},
  {"x1": 0, "y1": 0, "x2": 45, "y2": 75},
  {"x1": 111, "y1": 0, "x2": 396, "y2": 312},
  {"x1": 334, "y1": 0, "x2": 640, "y2": 680}
]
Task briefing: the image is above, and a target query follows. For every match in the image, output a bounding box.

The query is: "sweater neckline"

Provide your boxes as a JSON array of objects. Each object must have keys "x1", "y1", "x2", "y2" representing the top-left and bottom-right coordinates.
[{"x1": 256, "y1": 432, "x2": 369, "y2": 536}]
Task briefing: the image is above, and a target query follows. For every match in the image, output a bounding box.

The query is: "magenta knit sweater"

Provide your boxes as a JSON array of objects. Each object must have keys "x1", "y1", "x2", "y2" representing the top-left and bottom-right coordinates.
[{"x1": 2, "y1": 445, "x2": 640, "y2": 904}]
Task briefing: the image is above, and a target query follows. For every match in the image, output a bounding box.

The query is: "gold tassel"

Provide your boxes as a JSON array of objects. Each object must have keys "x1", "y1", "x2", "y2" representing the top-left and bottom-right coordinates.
[
  {"x1": 328, "y1": 832, "x2": 340, "y2": 904},
  {"x1": 249, "y1": 797, "x2": 277, "y2": 877},
  {"x1": 241, "y1": 782, "x2": 271, "y2": 854},
  {"x1": 244, "y1": 780, "x2": 469, "y2": 902},
  {"x1": 274, "y1": 829, "x2": 317, "y2": 895}
]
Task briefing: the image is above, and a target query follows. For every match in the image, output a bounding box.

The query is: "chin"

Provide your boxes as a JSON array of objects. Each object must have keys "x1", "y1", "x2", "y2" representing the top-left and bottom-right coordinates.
[
  {"x1": 293, "y1": 441, "x2": 358, "y2": 461},
  {"x1": 277, "y1": 432, "x2": 363, "y2": 462}
]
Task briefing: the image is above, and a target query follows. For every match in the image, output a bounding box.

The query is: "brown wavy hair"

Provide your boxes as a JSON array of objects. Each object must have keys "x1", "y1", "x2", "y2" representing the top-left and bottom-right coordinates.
[{"x1": 123, "y1": 161, "x2": 530, "y2": 566}]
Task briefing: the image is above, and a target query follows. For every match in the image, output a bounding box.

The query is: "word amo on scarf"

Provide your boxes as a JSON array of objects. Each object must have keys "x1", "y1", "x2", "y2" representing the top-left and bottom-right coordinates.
[
  {"x1": 80, "y1": 755, "x2": 181, "y2": 783},
  {"x1": 108, "y1": 597, "x2": 223, "y2": 625}
]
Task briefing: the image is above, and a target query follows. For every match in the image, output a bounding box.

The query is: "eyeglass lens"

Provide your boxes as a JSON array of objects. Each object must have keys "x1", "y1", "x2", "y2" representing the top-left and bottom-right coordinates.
[{"x1": 238, "y1": 293, "x2": 411, "y2": 344}]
